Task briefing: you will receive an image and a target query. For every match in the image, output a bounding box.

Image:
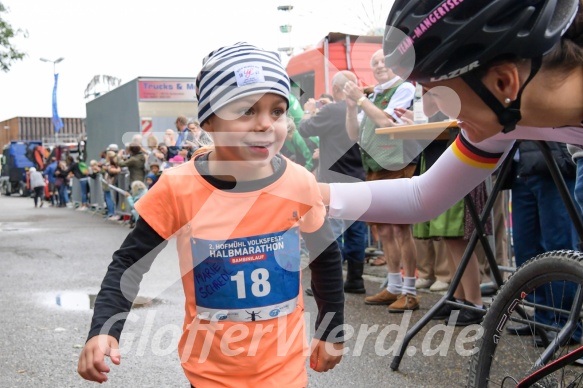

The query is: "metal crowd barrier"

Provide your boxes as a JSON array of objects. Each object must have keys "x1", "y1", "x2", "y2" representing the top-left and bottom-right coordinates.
[
  {"x1": 99, "y1": 173, "x2": 132, "y2": 221},
  {"x1": 71, "y1": 177, "x2": 81, "y2": 206},
  {"x1": 88, "y1": 173, "x2": 105, "y2": 211}
]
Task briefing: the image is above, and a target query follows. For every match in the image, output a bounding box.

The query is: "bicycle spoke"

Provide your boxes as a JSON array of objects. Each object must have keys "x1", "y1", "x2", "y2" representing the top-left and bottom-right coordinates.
[{"x1": 467, "y1": 251, "x2": 583, "y2": 387}]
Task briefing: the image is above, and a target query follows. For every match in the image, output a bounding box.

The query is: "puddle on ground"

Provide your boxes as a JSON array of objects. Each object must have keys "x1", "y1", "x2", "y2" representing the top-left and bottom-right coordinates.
[
  {"x1": 0, "y1": 222, "x2": 40, "y2": 233},
  {"x1": 53, "y1": 292, "x2": 162, "y2": 310}
]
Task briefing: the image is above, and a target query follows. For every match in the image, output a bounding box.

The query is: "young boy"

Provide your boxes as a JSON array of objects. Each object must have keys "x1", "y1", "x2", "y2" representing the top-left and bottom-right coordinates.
[{"x1": 78, "y1": 42, "x2": 345, "y2": 387}]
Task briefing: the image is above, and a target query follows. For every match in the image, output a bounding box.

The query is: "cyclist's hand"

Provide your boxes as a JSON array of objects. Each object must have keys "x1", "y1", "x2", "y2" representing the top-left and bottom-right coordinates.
[{"x1": 77, "y1": 335, "x2": 120, "y2": 383}]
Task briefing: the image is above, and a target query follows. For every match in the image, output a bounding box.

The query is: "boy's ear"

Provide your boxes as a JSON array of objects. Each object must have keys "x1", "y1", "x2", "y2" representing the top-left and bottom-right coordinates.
[{"x1": 201, "y1": 119, "x2": 213, "y2": 133}]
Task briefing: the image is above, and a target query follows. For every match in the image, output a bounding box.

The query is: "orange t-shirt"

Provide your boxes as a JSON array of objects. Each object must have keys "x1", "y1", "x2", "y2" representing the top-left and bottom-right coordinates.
[{"x1": 135, "y1": 158, "x2": 326, "y2": 388}]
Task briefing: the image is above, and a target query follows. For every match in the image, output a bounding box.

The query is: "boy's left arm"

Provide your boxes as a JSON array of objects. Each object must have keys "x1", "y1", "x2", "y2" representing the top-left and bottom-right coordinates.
[{"x1": 301, "y1": 219, "x2": 345, "y2": 372}]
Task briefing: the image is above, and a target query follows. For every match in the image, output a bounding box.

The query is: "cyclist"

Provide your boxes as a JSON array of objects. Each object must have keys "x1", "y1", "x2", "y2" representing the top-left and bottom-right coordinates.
[{"x1": 320, "y1": 0, "x2": 583, "y2": 336}]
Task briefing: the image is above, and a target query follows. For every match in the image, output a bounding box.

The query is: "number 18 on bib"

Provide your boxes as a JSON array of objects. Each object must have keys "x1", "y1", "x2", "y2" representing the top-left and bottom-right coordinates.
[{"x1": 191, "y1": 227, "x2": 301, "y2": 322}]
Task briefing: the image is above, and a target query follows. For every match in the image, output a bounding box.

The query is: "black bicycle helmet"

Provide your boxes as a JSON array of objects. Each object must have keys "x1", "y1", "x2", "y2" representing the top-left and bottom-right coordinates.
[{"x1": 384, "y1": 0, "x2": 580, "y2": 83}]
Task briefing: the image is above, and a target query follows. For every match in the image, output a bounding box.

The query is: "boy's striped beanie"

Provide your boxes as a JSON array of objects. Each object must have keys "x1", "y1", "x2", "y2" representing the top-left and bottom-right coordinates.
[{"x1": 196, "y1": 42, "x2": 290, "y2": 125}]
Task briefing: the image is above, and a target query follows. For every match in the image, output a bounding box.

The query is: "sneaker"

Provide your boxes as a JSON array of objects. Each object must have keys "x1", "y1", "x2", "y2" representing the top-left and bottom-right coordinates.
[
  {"x1": 429, "y1": 280, "x2": 450, "y2": 292},
  {"x1": 432, "y1": 299, "x2": 473, "y2": 320},
  {"x1": 533, "y1": 330, "x2": 580, "y2": 347},
  {"x1": 76, "y1": 205, "x2": 87, "y2": 211},
  {"x1": 39, "y1": 201, "x2": 44, "y2": 208},
  {"x1": 506, "y1": 321, "x2": 536, "y2": 336},
  {"x1": 431, "y1": 298, "x2": 456, "y2": 320},
  {"x1": 446, "y1": 305, "x2": 486, "y2": 326},
  {"x1": 107, "y1": 215, "x2": 121, "y2": 221},
  {"x1": 305, "y1": 288, "x2": 314, "y2": 297},
  {"x1": 364, "y1": 289, "x2": 400, "y2": 305},
  {"x1": 415, "y1": 278, "x2": 435, "y2": 289},
  {"x1": 388, "y1": 294, "x2": 420, "y2": 313}
]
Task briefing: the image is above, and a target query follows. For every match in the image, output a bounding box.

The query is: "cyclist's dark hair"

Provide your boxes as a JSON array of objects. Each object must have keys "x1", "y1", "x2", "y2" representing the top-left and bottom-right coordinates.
[{"x1": 544, "y1": 0, "x2": 583, "y2": 71}]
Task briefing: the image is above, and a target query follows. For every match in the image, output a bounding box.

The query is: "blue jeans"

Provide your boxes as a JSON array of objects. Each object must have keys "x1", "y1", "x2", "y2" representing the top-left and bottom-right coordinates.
[
  {"x1": 79, "y1": 178, "x2": 89, "y2": 204},
  {"x1": 512, "y1": 174, "x2": 581, "y2": 340},
  {"x1": 329, "y1": 218, "x2": 366, "y2": 264},
  {"x1": 574, "y1": 158, "x2": 583, "y2": 213},
  {"x1": 104, "y1": 190, "x2": 115, "y2": 216},
  {"x1": 58, "y1": 183, "x2": 69, "y2": 205}
]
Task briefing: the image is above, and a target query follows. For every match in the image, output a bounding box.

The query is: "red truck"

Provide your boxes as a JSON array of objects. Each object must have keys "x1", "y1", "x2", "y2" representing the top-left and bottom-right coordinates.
[{"x1": 285, "y1": 32, "x2": 382, "y2": 104}]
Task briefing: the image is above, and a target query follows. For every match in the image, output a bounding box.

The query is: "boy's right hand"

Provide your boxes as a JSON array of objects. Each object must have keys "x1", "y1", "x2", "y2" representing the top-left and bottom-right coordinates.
[{"x1": 77, "y1": 335, "x2": 120, "y2": 383}]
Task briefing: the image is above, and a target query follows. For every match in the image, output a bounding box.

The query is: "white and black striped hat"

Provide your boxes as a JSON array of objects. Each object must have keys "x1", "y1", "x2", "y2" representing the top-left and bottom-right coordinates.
[{"x1": 196, "y1": 42, "x2": 290, "y2": 125}]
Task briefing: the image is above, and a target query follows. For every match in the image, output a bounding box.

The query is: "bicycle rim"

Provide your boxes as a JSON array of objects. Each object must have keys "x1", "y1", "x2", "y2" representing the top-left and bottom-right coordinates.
[{"x1": 468, "y1": 250, "x2": 583, "y2": 387}]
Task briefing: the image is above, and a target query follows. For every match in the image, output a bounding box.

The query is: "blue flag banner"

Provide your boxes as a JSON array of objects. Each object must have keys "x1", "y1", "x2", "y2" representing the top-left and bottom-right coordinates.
[{"x1": 52, "y1": 73, "x2": 64, "y2": 133}]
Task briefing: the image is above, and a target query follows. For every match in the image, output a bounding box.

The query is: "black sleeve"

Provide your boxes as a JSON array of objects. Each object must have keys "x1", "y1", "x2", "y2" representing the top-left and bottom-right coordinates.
[
  {"x1": 87, "y1": 217, "x2": 168, "y2": 342},
  {"x1": 298, "y1": 106, "x2": 334, "y2": 138},
  {"x1": 302, "y1": 218, "x2": 344, "y2": 343}
]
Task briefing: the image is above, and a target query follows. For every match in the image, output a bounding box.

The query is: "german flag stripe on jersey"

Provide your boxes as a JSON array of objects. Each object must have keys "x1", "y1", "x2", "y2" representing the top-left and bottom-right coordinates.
[{"x1": 452, "y1": 135, "x2": 503, "y2": 169}]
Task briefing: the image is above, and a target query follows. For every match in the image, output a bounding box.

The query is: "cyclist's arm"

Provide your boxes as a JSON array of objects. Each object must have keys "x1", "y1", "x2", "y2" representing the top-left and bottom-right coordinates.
[{"x1": 328, "y1": 132, "x2": 514, "y2": 223}]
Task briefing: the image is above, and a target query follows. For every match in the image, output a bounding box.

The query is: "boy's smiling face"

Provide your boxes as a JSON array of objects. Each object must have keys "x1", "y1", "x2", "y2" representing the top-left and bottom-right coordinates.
[{"x1": 203, "y1": 93, "x2": 288, "y2": 180}]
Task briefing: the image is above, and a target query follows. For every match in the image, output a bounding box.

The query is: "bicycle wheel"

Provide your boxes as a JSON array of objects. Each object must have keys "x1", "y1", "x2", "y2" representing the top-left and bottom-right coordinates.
[{"x1": 468, "y1": 250, "x2": 583, "y2": 387}]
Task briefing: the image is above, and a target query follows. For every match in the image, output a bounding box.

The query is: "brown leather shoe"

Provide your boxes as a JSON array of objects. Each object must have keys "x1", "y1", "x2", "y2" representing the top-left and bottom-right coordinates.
[
  {"x1": 387, "y1": 294, "x2": 420, "y2": 313},
  {"x1": 364, "y1": 289, "x2": 399, "y2": 305}
]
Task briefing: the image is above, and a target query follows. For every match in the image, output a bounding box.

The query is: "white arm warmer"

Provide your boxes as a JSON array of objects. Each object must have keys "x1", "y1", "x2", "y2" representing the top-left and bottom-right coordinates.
[{"x1": 329, "y1": 140, "x2": 514, "y2": 223}]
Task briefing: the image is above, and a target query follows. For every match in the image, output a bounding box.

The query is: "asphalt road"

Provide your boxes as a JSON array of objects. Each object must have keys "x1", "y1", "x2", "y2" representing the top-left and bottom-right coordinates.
[{"x1": 0, "y1": 196, "x2": 482, "y2": 387}]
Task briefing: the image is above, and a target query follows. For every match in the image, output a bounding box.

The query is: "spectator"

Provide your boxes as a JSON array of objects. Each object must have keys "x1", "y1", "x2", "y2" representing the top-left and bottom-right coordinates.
[
  {"x1": 88, "y1": 160, "x2": 100, "y2": 175},
  {"x1": 29, "y1": 167, "x2": 46, "y2": 208},
  {"x1": 66, "y1": 155, "x2": 90, "y2": 211},
  {"x1": 174, "y1": 115, "x2": 190, "y2": 149},
  {"x1": 43, "y1": 156, "x2": 58, "y2": 207},
  {"x1": 505, "y1": 141, "x2": 580, "y2": 343},
  {"x1": 163, "y1": 129, "x2": 176, "y2": 148},
  {"x1": 102, "y1": 150, "x2": 121, "y2": 221},
  {"x1": 299, "y1": 70, "x2": 367, "y2": 294},
  {"x1": 54, "y1": 160, "x2": 70, "y2": 207},
  {"x1": 168, "y1": 154, "x2": 185, "y2": 166},
  {"x1": 155, "y1": 143, "x2": 169, "y2": 170},
  {"x1": 343, "y1": 49, "x2": 418, "y2": 313},
  {"x1": 186, "y1": 120, "x2": 212, "y2": 150},
  {"x1": 145, "y1": 134, "x2": 164, "y2": 171},
  {"x1": 288, "y1": 94, "x2": 319, "y2": 172},
  {"x1": 145, "y1": 173, "x2": 157, "y2": 189},
  {"x1": 116, "y1": 142, "x2": 146, "y2": 187},
  {"x1": 318, "y1": 93, "x2": 334, "y2": 105},
  {"x1": 280, "y1": 117, "x2": 314, "y2": 172},
  {"x1": 405, "y1": 110, "x2": 455, "y2": 293},
  {"x1": 148, "y1": 162, "x2": 161, "y2": 179},
  {"x1": 124, "y1": 180, "x2": 148, "y2": 228}
]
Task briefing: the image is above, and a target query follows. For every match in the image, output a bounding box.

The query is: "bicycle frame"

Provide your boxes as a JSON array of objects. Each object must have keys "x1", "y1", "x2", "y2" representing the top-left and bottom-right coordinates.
[
  {"x1": 391, "y1": 141, "x2": 583, "y2": 379},
  {"x1": 517, "y1": 345, "x2": 583, "y2": 387}
]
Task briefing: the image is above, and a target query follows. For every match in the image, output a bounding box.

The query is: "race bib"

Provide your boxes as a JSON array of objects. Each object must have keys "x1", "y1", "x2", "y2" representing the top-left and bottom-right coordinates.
[{"x1": 191, "y1": 227, "x2": 301, "y2": 322}]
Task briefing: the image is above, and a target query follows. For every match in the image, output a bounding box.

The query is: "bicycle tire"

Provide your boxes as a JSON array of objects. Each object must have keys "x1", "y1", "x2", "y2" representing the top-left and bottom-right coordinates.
[{"x1": 467, "y1": 250, "x2": 583, "y2": 387}]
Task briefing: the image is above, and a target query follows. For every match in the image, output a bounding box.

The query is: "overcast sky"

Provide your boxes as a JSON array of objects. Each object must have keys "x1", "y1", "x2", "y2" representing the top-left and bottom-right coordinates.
[{"x1": 0, "y1": 0, "x2": 393, "y2": 122}]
